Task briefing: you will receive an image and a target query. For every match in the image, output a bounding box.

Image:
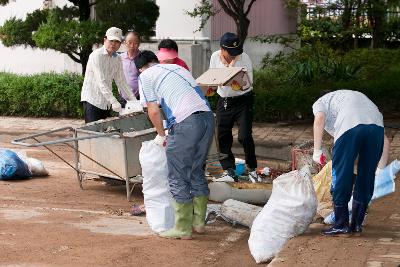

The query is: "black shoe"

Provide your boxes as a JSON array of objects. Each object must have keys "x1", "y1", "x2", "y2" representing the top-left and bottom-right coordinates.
[
  {"x1": 349, "y1": 200, "x2": 368, "y2": 236},
  {"x1": 226, "y1": 168, "x2": 239, "y2": 182},
  {"x1": 321, "y1": 225, "x2": 350, "y2": 236},
  {"x1": 322, "y1": 205, "x2": 350, "y2": 236}
]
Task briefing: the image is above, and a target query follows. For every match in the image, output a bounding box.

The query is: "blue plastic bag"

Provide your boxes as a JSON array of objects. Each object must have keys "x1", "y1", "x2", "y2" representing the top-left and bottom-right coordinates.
[
  {"x1": 371, "y1": 160, "x2": 399, "y2": 200},
  {"x1": 0, "y1": 149, "x2": 31, "y2": 180}
]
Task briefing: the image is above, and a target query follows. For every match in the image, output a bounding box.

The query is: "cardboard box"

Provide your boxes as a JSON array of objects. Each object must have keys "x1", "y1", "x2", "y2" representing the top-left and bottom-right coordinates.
[{"x1": 196, "y1": 67, "x2": 251, "y2": 95}]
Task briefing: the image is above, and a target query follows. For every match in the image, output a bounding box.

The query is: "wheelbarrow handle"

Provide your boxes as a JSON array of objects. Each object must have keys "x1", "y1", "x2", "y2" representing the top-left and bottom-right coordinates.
[{"x1": 11, "y1": 127, "x2": 121, "y2": 147}]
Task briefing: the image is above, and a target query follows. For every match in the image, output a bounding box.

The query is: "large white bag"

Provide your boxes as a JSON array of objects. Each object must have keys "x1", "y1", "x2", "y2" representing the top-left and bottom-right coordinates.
[
  {"x1": 139, "y1": 141, "x2": 174, "y2": 233},
  {"x1": 248, "y1": 166, "x2": 317, "y2": 263}
]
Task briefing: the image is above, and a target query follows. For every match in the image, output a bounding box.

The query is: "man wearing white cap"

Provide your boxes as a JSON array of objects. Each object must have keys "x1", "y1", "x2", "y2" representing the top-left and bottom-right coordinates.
[{"x1": 81, "y1": 27, "x2": 138, "y2": 123}]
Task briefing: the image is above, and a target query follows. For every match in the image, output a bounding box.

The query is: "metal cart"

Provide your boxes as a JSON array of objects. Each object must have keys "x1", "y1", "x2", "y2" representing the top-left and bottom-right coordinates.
[{"x1": 12, "y1": 112, "x2": 222, "y2": 200}]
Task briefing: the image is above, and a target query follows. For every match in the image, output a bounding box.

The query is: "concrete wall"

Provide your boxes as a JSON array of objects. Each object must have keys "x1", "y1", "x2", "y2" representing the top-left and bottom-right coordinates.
[
  {"x1": 138, "y1": 36, "x2": 298, "y2": 78},
  {"x1": 155, "y1": 0, "x2": 210, "y2": 40},
  {"x1": 0, "y1": 0, "x2": 81, "y2": 74},
  {"x1": 150, "y1": 0, "x2": 299, "y2": 75},
  {"x1": 211, "y1": 0, "x2": 297, "y2": 39},
  {"x1": 0, "y1": 0, "x2": 297, "y2": 75},
  {"x1": 137, "y1": 40, "x2": 210, "y2": 79},
  {"x1": 0, "y1": 0, "x2": 209, "y2": 75},
  {"x1": 0, "y1": 43, "x2": 81, "y2": 74}
]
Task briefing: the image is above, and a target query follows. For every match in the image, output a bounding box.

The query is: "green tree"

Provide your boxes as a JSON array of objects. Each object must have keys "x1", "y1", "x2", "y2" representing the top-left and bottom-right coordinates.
[
  {"x1": 294, "y1": 0, "x2": 400, "y2": 49},
  {"x1": 0, "y1": 0, "x2": 159, "y2": 75},
  {"x1": 96, "y1": 0, "x2": 159, "y2": 38},
  {"x1": 186, "y1": 0, "x2": 258, "y2": 44}
]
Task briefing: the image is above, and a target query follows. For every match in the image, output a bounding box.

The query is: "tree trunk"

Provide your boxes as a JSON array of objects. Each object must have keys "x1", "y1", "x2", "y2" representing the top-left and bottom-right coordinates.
[
  {"x1": 70, "y1": 0, "x2": 92, "y2": 74},
  {"x1": 341, "y1": 0, "x2": 355, "y2": 49},
  {"x1": 80, "y1": 45, "x2": 92, "y2": 76},
  {"x1": 236, "y1": 15, "x2": 250, "y2": 45},
  {"x1": 353, "y1": 0, "x2": 362, "y2": 49},
  {"x1": 341, "y1": 0, "x2": 353, "y2": 31},
  {"x1": 368, "y1": 0, "x2": 386, "y2": 49},
  {"x1": 72, "y1": 0, "x2": 91, "y2": 21},
  {"x1": 217, "y1": 0, "x2": 252, "y2": 45}
]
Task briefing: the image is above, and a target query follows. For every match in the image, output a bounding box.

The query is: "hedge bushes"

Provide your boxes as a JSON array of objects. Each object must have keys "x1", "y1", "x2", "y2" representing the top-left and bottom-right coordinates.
[
  {"x1": 0, "y1": 72, "x2": 83, "y2": 117},
  {"x1": 254, "y1": 46, "x2": 400, "y2": 121},
  {"x1": 1, "y1": 46, "x2": 400, "y2": 121}
]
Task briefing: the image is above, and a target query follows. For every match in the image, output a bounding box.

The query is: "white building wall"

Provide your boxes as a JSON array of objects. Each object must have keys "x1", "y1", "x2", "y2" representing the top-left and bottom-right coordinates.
[
  {"x1": 0, "y1": 0, "x2": 210, "y2": 74},
  {"x1": 0, "y1": 0, "x2": 81, "y2": 74},
  {"x1": 0, "y1": 0, "x2": 295, "y2": 75},
  {"x1": 155, "y1": 0, "x2": 210, "y2": 40}
]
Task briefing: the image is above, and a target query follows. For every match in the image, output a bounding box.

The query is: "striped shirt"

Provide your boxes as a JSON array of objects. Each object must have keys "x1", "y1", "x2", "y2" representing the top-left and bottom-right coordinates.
[
  {"x1": 81, "y1": 46, "x2": 135, "y2": 109},
  {"x1": 138, "y1": 64, "x2": 210, "y2": 127},
  {"x1": 209, "y1": 50, "x2": 253, "y2": 98},
  {"x1": 120, "y1": 51, "x2": 140, "y2": 98}
]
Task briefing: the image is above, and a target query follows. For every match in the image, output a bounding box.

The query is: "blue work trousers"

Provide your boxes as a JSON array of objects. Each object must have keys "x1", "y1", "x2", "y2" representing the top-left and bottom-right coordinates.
[
  {"x1": 166, "y1": 111, "x2": 215, "y2": 203},
  {"x1": 332, "y1": 124, "x2": 384, "y2": 206}
]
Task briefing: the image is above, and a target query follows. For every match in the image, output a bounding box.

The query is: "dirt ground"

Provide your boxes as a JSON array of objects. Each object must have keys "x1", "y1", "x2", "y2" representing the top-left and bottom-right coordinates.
[{"x1": 1, "y1": 128, "x2": 399, "y2": 267}]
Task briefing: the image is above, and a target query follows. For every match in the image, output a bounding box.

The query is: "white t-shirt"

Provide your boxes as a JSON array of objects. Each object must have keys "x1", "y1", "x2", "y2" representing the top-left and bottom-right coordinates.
[
  {"x1": 209, "y1": 50, "x2": 253, "y2": 98},
  {"x1": 312, "y1": 90, "x2": 383, "y2": 141}
]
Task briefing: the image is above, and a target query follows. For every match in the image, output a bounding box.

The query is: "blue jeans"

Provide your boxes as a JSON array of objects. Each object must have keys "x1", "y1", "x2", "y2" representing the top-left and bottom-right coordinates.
[
  {"x1": 166, "y1": 111, "x2": 215, "y2": 203},
  {"x1": 332, "y1": 124, "x2": 384, "y2": 206}
]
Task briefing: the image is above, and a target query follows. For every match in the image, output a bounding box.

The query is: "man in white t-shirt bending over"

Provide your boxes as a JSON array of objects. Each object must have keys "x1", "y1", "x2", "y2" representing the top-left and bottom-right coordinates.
[{"x1": 312, "y1": 89, "x2": 384, "y2": 236}]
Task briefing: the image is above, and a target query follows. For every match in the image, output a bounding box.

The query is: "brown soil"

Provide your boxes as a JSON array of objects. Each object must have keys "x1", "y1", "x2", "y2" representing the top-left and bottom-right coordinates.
[{"x1": 1, "y1": 130, "x2": 399, "y2": 267}]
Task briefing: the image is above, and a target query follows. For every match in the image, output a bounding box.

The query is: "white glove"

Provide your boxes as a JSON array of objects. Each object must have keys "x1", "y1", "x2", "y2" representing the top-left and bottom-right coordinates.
[
  {"x1": 120, "y1": 100, "x2": 143, "y2": 115},
  {"x1": 313, "y1": 149, "x2": 326, "y2": 165},
  {"x1": 154, "y1": 134, "x2": 166, "y2": 147},
  {"x1": 111, "y1": 101, "x2": 122, "y2": 113}
]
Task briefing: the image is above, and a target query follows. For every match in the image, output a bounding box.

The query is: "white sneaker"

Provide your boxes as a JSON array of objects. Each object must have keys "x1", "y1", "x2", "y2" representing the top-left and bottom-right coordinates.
[
  {"x1": 212, "y1": 170, "x2": 236, "y2": 182},
  {"x1": 248, "y1": 170, "x2": 262, "y2": 183}
]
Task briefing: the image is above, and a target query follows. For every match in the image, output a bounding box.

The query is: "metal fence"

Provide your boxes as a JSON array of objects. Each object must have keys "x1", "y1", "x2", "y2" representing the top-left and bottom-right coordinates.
[{"x1": 305, "y1": 4, "x2": 400, "y2": 22}]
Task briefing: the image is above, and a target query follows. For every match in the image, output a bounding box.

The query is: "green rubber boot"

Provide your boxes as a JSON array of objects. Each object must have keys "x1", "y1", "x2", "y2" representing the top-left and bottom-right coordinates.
[
  {"x1": 159, "y1": 200, "x2": 193, "y2": 240},
  {"x1": 193, "y1": 195, "x2": 208, "y2": 234}
]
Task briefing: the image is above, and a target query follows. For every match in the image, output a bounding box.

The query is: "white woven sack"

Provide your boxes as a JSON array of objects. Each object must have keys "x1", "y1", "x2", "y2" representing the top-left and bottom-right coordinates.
[
  {"x1": 248, "y1": 166, "x2": 317, "y2": 263},
  {"x1": 139, "y1": 141, "x2": 174, "y2": 233},
  {"x1": 26, "y1": 157, "x2": 48, "y2": 176}
]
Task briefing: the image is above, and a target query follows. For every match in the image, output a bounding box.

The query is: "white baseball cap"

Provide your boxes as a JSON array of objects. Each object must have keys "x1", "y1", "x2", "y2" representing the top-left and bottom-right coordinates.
[{"x1": 105, "y1": 27, "x2": 123, "y2": 42}]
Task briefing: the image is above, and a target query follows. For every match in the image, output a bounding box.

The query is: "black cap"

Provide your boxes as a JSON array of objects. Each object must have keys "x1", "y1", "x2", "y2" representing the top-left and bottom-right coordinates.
[
  {"x1": 220, "y1": 32, "x2": 243, "y2": 56},
  {"x1": 134, "y1": 50, "x2": 159, "y2": 69}
]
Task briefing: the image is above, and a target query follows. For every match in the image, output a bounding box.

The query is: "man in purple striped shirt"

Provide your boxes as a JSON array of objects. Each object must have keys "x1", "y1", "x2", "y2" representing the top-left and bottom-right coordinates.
[{"x1": 119, "y1": 31, "x2": 141, "y2": 104}]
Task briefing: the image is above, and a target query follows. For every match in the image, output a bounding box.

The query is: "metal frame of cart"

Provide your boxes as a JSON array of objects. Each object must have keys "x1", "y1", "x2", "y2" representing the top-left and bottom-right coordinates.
[{"x1": 11, "y1": 113, "x2": 223, "y2": 201}]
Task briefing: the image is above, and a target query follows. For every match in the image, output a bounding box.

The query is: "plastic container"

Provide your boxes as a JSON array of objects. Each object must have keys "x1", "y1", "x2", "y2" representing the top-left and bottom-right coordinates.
[
  {"x1": 207, "y1": 158, "x2": 246, "y2": 176},
  {"x1": 235, "y1": 158, "x2": 246, "y2": 176}
]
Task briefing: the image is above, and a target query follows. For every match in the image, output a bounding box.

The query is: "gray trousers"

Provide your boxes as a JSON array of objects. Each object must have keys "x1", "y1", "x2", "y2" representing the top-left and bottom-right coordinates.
[{"x1": 166, "y1": 111, "x2": 215, "y2": 203}]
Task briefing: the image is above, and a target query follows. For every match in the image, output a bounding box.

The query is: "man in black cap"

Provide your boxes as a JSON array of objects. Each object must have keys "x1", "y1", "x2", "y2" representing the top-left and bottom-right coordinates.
[{"x1": 209, "y1": 32, "x2": 259, "y2": 182}]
